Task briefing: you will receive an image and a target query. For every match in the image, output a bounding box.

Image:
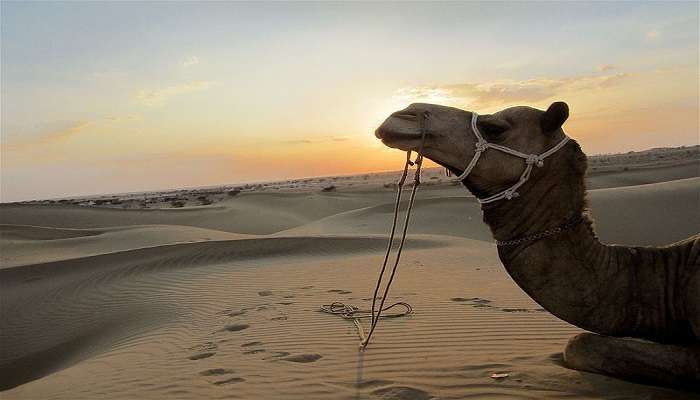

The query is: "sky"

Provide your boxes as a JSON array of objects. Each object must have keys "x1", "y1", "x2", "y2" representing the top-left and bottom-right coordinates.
[{"x1": 1, "y1": 1, "x2": 698, "y2": 202}]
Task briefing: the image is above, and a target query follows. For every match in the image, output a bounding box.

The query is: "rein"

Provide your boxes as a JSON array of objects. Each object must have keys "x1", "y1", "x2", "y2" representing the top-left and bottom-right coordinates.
[
  {"x1": 320, "y1": 112, "x2": 429, "y2": 350},
  {"x1": 321, "y1": 110, "x2": 573, "y2": 347}
]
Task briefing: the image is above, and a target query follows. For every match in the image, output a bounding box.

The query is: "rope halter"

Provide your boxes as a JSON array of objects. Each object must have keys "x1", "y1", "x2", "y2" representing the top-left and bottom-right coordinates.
[{"x1": 456, "y1": 112, "x2": 570, "y2": 204}]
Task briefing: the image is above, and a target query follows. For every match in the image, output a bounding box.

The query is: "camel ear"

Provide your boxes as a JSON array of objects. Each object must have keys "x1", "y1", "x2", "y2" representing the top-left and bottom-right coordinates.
[{"x1": 541, "y1": 101, "x2": 569, "y2": 134}]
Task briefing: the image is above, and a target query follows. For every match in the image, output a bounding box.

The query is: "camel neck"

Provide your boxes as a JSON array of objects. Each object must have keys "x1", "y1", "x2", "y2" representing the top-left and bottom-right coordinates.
[
  {"x1": 476, "y1": 143, "x2": 694, "y2": 341},
  {"x1": 476, "y1": 142, "x2": 624, "y2": 334}
]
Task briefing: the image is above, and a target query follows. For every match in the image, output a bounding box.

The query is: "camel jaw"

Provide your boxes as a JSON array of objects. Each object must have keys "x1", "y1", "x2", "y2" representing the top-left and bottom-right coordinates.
[{"x1": 375, "y1": 113, "x2": 424, "y2": 151}]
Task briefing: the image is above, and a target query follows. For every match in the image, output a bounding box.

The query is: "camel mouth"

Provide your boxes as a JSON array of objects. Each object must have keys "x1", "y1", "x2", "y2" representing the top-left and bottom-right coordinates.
[{"x1": 374, "y1": 111, "x2": 423, "y2": 150}]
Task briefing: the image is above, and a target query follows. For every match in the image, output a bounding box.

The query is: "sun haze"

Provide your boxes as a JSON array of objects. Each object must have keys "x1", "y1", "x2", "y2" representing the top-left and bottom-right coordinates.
[{"x1": 1, "y1": 1, "x2": 698, "y2": 202}]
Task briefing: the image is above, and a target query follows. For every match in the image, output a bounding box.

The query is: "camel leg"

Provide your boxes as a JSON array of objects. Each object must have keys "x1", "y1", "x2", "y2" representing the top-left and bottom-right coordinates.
[{"x1": 563, "y1": 333, "x2": 700, "y2": 391}]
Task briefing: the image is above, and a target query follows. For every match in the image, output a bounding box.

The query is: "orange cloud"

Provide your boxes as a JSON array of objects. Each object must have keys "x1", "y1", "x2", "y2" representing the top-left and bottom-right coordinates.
[
  {"x1": 135, "y1": 80, "x2": 214, "y2": 106},
  {"x1": 396, "y1": 72, "x2": 628, "y2": 109}
]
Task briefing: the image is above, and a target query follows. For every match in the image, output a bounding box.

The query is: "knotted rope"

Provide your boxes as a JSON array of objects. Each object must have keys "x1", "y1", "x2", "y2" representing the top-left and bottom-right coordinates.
[
  {"x1": 456, "y1": 112, "x2": 570, "y2": 204},
  {"x1": 321, "y1": 111, "x2": 429, "y2": 350}
]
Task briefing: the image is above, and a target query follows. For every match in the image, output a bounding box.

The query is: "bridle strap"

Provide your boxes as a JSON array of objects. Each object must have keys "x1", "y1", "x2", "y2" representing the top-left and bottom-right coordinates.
[{"x1": 457, "y1": 112, "x2": 570, "y2": 204}]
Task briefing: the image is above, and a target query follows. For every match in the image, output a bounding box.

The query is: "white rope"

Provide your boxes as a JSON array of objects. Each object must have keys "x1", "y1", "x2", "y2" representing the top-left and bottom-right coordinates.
[
  {"x1": 319, "y1": 301, "x2": 413, "y2": 343},
  {"x1": 456, "y1": 112, "x2": 570, "y2": 204}
]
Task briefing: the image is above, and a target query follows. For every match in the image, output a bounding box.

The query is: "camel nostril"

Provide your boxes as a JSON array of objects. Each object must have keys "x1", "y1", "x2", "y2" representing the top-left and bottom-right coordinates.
[{"x1": 390, "y1": 111, "x2": 418, "y2": 121}]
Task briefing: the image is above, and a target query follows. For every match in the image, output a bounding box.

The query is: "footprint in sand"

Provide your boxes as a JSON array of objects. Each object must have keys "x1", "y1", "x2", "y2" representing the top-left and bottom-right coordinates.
[
  {"x1": 372, "y1": 386, "x2": 433, "y2": 400},
  {"x1": 452, "y1": 298, "x2": 547, "y2": 313},
  {"x1": 451, "y1": 297, "x2": 493, "y2": 308},
  {"x1": 188, "y1": 342, "x2": 217, "y2": 360},
  {"x1": 189, "y1": 352, "x2": 215, "y2": 360},
  {"x1": 200, "y1": 368, "x2": 234, "y2": 376},
  {"x1": 500, "y1": 308, "x2": 533, "y2": 313},
  {"x1": 277, "y1": 301, "x2": 294, "y2": 305},
  {"x1": 239, "y1": 341, "x2": 266, "y2": 355},
  {"x1": 213, "y1": 377, "x2": 245, "y2": 385},
  {"x1": 199, "y1": 366, "x2": 245, "y2": 386},
  {"x1": 281, "y1": 354, "x2": 322, "y2": 363},
  {"x1": 218, "y1": 323, "x2": 250, "y2": 333},
  {"x1": 327, "y1": 289, "x2": 352, "y2": 294},
  {"x1": 258, "y1": 290, "x2": 273, "y2": 296},
  {"x1": 271, "y1": 316, "x2": 288, "y2": 321}
]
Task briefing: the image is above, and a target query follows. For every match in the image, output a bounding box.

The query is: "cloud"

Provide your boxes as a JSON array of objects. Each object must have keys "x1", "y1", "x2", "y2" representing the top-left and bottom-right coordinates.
[
  {"x1": 39, "y1": 121, "x2": 92, "y2": 143},
  {"x1": 647, "y1": 29, "x2": 659, "y2": 39},
  {"x1": 279, "y1": 136, "x2": 353, "y2": 145},
  {"x1": 281, "y1": 139, "x2": 315, "y2": 145},
  {"x1": 183, "y1": 56, "x2": 200, "y2": 68},
  {"x1": 4, "y1": 120, "x2": 91, "y2": 145},
  {"x1": 597, "y1": 64, "x2": 616, "y2": 72},
  {"x1": 2, "y1": 114, "x2": 141, "y2": 152},
  {"x1": 395, "y1": 72, "x2": 628, "y2": 108},
  {"x1": 136, "y1": 81, "x2": 214, "y2": 106}
]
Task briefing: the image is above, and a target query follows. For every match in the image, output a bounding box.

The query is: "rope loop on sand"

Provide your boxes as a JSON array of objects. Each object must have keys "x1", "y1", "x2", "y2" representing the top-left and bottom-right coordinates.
[{"x1": 320, "y1": 302, "x2": 413, "y2": 320}]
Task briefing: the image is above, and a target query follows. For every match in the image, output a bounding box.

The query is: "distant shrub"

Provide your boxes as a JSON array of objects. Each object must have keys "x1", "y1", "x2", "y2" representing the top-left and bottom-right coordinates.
[
  {"x1": 321, "y1": 185, "x2": 336, "y2": 192},
  {"x1": 227, "y1": 189, "x2": 241, "y2": 197},
  {"x1": 200, "y1": 198, "x2": 213, "y2": 205},
  {"x1": 171, "y1": 200, "x2": 185, "y2": 208},
  {"x1": 383, "y1": 182, "x2": 397, "y2": 189}
]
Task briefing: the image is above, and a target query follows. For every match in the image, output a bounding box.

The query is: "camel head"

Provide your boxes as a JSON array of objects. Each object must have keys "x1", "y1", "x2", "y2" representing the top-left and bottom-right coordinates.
[{"x1": 375, "y1": 102, "x2": 571, "y2": 198}]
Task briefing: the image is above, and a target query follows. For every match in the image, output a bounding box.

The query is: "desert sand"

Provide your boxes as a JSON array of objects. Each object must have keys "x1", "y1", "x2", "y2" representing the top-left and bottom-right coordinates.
[{"x1": 1, "y1": 148, "x2": 699, "y2": 399}]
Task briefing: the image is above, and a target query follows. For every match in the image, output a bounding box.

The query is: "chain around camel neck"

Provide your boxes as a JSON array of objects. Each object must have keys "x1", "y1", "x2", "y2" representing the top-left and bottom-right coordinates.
[{"x1": 495, "y1": 216, "x2": 583, "y2": 247}]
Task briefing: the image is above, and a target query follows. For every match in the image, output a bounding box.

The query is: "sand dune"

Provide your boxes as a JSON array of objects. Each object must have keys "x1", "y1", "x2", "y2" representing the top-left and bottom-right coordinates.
[
  {"x1": 588, "y1": 177, "x2": 700, "y2": 246},
  {"x1": 1, "y1": 166, "x2": 698, "y2": 399},
  {"x1": 0, "y1": 235, "x2": 447, "y2": 393},
  {"x1": 0, "y1": 193, "x2": 387, "y2": 235},
  {"x1": 285, "y1": 178, "x2": 700, "y2": 247},
  {"x1": 0, "y1": 224, "x2": 253, "y2": 268}
]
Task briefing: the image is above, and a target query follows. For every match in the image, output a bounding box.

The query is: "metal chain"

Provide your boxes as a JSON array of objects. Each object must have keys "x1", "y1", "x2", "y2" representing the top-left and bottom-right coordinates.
[{"x1": 495, "y1": 217, "x2": 583, "y2": 247}]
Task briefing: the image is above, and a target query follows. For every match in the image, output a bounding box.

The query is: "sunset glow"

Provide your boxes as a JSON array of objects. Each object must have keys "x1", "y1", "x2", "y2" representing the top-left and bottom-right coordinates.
[{"x1": 2, "y1": 1, "x2": 698, "y2": 201}]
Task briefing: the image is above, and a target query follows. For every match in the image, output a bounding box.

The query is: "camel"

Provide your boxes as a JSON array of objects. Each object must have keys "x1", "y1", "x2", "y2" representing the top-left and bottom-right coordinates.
[{"x1": 375, "y1": 101, "x2": 700, "y2": 390}]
